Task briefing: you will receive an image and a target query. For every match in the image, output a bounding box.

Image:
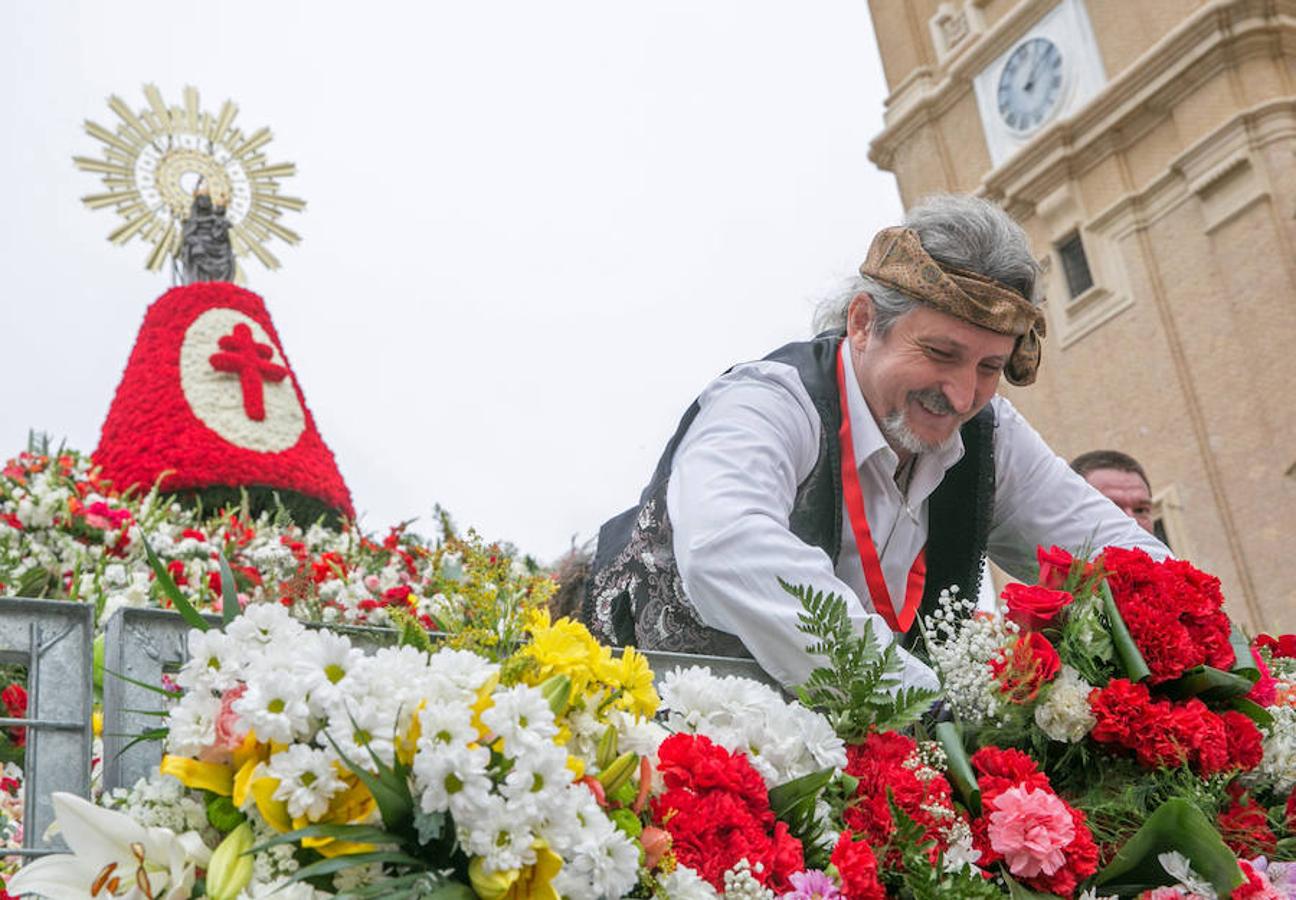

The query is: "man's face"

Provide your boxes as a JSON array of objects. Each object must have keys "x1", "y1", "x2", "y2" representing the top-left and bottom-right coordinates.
[
  {"x1": 847, "y1": 295, "x2": 1015, "y2": 454},
  {"x1": 1083, "y1": 468, "x2": 1154, "y2": 533}
]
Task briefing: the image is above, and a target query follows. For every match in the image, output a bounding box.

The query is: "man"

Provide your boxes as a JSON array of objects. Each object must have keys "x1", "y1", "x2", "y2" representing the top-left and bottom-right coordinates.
[
  {"x1": 581, "y1": 195, "x2": 1167, "y2": 689},
  {"x1": 1071, "y1": 450, "x2": 1156, "y2": 534}
]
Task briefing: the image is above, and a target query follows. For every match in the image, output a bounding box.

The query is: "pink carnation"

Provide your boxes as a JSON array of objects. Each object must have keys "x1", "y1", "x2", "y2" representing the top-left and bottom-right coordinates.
[
  {"x1": 212, "y1": 684, "x2": 248, "y2": 750},
  {"x1": 987, "y1": 785, "x2": 1075, "y2": 878}
]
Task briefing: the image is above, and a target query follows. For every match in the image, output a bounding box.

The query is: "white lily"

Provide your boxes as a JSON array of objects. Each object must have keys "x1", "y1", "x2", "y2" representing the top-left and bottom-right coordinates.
[{"x1": 7, "y1": 792, "x2": 211, "y2": 899}]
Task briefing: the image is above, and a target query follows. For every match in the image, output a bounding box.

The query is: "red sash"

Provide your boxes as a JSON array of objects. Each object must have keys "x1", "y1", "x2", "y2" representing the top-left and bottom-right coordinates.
[{"x1": 835, "y1": 346, "x2": 926, "y2": 633}]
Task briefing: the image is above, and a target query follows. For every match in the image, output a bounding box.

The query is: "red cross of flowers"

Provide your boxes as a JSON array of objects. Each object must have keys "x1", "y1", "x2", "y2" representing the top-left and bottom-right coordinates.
[{"x1": 208, "y1": 322, "x2": 289, "y2": 421}]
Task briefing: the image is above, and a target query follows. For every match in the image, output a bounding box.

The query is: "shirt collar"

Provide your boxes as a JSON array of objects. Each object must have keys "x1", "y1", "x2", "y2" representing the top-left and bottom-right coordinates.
[{"x1": 839, "y1": 339, "x2": 965, "y2": 478}]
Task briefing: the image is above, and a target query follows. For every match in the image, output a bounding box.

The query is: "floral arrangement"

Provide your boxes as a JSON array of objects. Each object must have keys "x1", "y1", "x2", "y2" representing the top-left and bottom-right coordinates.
[
  {"x1": 6, "y1": 516, "x2": 1296, "y2": 897},
  {"x1": 916, "y1": 545, "x2": 1296, "y2": 899}
]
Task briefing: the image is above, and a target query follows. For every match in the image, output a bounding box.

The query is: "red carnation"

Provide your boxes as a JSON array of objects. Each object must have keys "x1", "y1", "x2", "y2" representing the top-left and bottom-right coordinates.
[
  {"x1": 651, "y1": 733, "x2": 803, "y2": 892},
  {"x1": 1101, "y1": 547, "x2": 1234, "y2": 684},
  {"x1": 1003, "y1": 582, "x2": 1074, "y2": 631},
  {"x1": 842, "y1": 731, "x2": 959, "y2": 866},
  {"x1": 1218, "y1": 791, "x2": 1277, "y2": 858},
  {"x1": 830, "y1": 831, "x2": 886, "y2": 900},
  {"x1": 1285, "y1": 786, "x2": 1296, "y2": 829},
  {"x1": 1219, "y1": 710, "x2": 1264, "y2": 773},
  {"x1": 969, "y1": 746, "x2": 1098, "y2": 895}
]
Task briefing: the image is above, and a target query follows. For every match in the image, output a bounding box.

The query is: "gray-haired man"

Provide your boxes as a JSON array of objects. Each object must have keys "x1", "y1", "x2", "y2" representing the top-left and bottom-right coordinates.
[{"x1": 582, "y1": 195, "x2": 1167, "y2": 689}]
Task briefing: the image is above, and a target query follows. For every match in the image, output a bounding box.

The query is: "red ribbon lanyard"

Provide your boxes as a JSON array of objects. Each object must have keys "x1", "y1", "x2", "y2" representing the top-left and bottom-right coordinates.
[{"x1": 835, "y1": 346, "x2": 926, "y2": 633}]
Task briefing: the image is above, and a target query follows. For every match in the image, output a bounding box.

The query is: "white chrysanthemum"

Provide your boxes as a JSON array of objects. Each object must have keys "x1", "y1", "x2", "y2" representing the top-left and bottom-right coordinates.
[
  {"x1": 459, "y1": 793, "x2": 538, "y2": 873},
  {"x1": 266, "y1": 745, "x2": 348, "y2": 821},
  {"x1": 656, "y1": 865, "x2": 721, "y2": 899},
  {"x1": 1034, "y1": 664, "x2": 1098, "y2": 743},
  {"x1": 165, "y1": 692, "x2": 222, "y2": 757},
  {"x1": 322, "y1": 699, "x2": 399, "y2": 770},
  {"x1": 297, "y1": 630, "x2": 365, "y2": 716},
  {"x1": 550, "y1": 811, "x2": 640, "y2": 900},
  {"x1": 234, "y1": 674, "x2": 313, "y2": 744},
  {"x1": 417, "y1": 701, "x2": 478, "y2": 752},
  {"x1": 226, "y1": 602, "x2": 307, "y2": 649},
  {"x1": 175, "y1": 629, "x2": 241, "y2": 692},
  {"x1": 480, "y1": 684, "x2": 558, "y2": 755},
  {"x1": 500, "y1": 741, "x2": 571, "y2": 816},
  {"x1": 412, "y1": 742, "x2": 491, "y2": 815},
  {"x1": 424, "y1": 647, "x2": 499, "y2": 700},
  {"x1": 659, "y1": 667, "x2": 845, "y2": 786}
]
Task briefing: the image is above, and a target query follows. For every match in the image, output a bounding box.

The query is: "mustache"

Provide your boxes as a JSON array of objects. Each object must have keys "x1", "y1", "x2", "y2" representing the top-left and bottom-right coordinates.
[{"x1": 908, "y1": 388, "x2": 957, "y2": 416}]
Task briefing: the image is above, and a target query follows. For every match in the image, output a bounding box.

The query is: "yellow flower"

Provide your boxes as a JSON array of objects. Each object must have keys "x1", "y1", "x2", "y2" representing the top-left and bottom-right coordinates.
[
  {"x1": 469, "y1": 841, "x2": 563, "y2": 900},
  {"x1": 522, "y1": 616, "x2": 607, "y2": 695},
  {"x1": 92, "y1": 710, "x2": 103, "y2": 738},
  {"x1": 601, "y1": 646, "x2": 660, "y2": 718},
  {"x1": 159, "y1": 756, "x2": 234, "y2": 796}
]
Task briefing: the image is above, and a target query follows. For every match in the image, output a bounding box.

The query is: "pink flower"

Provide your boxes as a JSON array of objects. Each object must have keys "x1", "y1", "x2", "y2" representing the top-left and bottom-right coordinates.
[
  {"x1": 783, "y1": 869, "x2": 843, "y2": 900},
  {"x1": 987, "y1": 785, "x2": 1075, "y2": 878},
  {"x1": 212, "y1": 684, "x2": 248, "y2": 751}
]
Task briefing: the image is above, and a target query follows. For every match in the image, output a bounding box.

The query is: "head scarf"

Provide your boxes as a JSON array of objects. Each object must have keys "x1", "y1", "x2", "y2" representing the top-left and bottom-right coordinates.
[{"x1": 859, "y1": 226, "x2": 1046, "y2": 385}]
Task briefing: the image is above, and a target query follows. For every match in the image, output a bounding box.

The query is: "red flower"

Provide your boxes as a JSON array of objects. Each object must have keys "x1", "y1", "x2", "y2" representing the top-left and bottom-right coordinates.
[
  {"x1": 1218, "y1": 791, "x2": 1277, "y2": 858},
  {"x1": 1256, "y1": 633, "x2": 1296, "y2": 659},
  {"x1": 1285, "y1": 786, "x2": 1296, "y2": 830},
  {"x1": 969, "y1": 746, "x2": 1098, "y2": 895},
  {"x1": 1219, "y1": 710, "x2": 1264, "y2": 773},
  {"x1": 990, "y1": 632, "x2": 1061, "y2": 703},
  {"x1": 842, "y1": 731, "x2": 960, "y2": 866},
  {"x1": 1002, "y1": 583, "x2": 1074, "y2": 631},
  {"x1": 1247, "y1": 646, "x2": 1278, "y2": 707},
  {"x1": 2, "y1": 683, "x2": 27, "y2": 749},
  {"x1": 1036, "y1": 545, "x2": 1079, "y2": 591},
  {"x1": 830, "y1": 832, "x2": 886, "y2": 900},
  {"x1": 1102, "y1": 548, "x2": 1234, "y2": 684},
  {"x1": 651, "y1": 733, "x2": 803, "y2": 892}
]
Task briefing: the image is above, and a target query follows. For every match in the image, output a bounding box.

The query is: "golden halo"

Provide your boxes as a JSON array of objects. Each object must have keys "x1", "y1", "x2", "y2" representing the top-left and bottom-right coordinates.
[{"x1": 74, "y1": 84, "x2": 305, "y2": 274}]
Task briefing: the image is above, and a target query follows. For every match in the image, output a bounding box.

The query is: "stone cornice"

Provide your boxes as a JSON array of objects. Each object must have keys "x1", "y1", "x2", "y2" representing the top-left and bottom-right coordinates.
[{"x1": 868, "y1": 0, "x2": 1296, "y2": 180}]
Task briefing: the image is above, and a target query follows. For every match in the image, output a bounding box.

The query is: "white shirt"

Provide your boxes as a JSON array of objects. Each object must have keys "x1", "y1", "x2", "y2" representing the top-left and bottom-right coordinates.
[{"x1": 665, "y1": 340, "x2": 1168, "y2": 689}]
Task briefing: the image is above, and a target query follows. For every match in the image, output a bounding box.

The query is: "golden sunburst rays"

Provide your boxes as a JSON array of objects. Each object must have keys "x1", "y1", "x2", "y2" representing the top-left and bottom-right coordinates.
[{"x1": 74, "y1": 84, "x2": 305, "y2": 275}]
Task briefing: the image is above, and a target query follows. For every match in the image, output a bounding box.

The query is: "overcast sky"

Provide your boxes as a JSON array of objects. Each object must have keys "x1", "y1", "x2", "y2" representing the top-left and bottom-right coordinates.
[{"x1": 0, "y1": 2, "x2": 903, "y2": 561}]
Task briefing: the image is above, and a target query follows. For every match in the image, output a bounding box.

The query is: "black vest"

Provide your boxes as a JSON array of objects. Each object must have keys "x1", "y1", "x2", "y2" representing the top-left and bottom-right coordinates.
[{"x1": 582, "y1": 332, "x2": 996, "y2": 656}]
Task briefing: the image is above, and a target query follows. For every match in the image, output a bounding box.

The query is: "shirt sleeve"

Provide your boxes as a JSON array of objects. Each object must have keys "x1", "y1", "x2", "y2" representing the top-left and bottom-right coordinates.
[
  {"x1": 665, "y1": 362, "x2": 939, "y2": 691},
  {"x1": 988, "y1": 396, "x2": 1171, "y2": 581}
]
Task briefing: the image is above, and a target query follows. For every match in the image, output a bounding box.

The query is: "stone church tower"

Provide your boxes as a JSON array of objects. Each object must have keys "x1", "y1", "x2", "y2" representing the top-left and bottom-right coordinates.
[{"x1": 867, "y1": 0, "x2": 1296, "y2": 633}]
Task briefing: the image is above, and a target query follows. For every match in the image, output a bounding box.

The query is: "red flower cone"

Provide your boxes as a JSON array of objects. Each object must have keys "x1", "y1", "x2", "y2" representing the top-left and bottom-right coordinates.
[{"x1": 93, "y1": 282, "x2": 354, "y2": 519}]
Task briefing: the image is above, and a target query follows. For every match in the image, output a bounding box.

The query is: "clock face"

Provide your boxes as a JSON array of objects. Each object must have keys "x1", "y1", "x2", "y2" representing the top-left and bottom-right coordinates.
[{"x1": 996, "y1": 37, "x2": 1065, "y2": 133}]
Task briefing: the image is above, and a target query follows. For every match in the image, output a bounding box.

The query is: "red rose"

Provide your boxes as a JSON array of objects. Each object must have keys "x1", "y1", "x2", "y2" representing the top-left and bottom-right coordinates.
[
  {"x1": 990, "y1": 632, "x2": 1061, "y2": 703},
  {"x1": 1036, "y1": 545, "x2": 1079, "y2": 591},
  {"x1": 1002, "y1": 583, "x2": 1075, "y2": 631},
  {"x1": 831, "y1": 831, "x2": 886, "y2": 900}
]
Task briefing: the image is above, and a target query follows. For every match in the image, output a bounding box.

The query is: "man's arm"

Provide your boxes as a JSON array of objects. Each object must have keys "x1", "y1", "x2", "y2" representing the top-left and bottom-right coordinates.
[
  {"x1": 666, "y1": 362, "x2": 937, "y2": 690},
  {"x1": 988, "y1": 396, "x2": 1170, "y2": 581}
]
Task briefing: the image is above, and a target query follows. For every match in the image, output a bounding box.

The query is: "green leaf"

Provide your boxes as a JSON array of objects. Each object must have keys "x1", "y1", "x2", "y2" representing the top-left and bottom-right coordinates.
[
  {"x1": 1229, "y1": 622, "x2": 1257, "y2": 679},
  {"x1": 140, "y1": 532, "x2": 209, "y2": 632},
  {"x1": 1160, "y1": 665, "x2": 1257, "y2": 702},
  {"x1": 321, "y1": 727, "x2": 414, "y2": 834},
  {"x1": 109, "y1": 727, "x2": 170, "y2": 757},
  {"x1": 1003, "y1": 871, "x2": 1063, "y2": 899},
  {"x1": 1100, "y1": 579, "x2": 1150, "y2": 683},
  {"x1": 1229, "y1": 696, "x2": 1274, "y2": 727},
  {"x1": 101, "y1": 666, "x2": 183, "y2": 698},
  {"x1": 935, "y1": 721, "x2": 980, "y2": 815},
  {"x1": 1095, "y1": 797, "x2": 1244, "y2": 896},
  {"x1": 248, "y1": 822, "x2": 398, "y2": 854},
  {"x1": 287, "y1": 850, "x2": 429, "y2": 884},
  {"x1": 768, "y1": 766, "x2": 834, "y2": 843},
  {"x1": 218, "y1": 554, "x2": 240, "y2": 628}
]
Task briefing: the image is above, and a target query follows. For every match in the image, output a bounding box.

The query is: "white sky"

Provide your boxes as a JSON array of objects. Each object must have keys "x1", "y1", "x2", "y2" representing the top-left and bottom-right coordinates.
[{"x1": 0, "y1": 2, "x2": 903, "y2": 561}]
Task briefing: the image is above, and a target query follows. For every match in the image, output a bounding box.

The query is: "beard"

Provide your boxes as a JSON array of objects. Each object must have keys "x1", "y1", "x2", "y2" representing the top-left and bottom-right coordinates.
[{"x1": 880, "y1": 388, "x2": 964, "y2": 455}]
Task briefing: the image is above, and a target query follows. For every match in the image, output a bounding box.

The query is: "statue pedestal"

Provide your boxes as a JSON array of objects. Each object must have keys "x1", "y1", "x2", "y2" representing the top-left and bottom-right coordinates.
[{"x1": 93, "y1": 282, "x2": 353, "y2": 520}]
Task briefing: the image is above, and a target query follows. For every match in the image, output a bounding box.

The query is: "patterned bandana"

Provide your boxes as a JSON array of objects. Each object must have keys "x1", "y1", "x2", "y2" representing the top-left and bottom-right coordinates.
[{"x1": 859, "y1": 226, "x2": 1046, "y2": 386}]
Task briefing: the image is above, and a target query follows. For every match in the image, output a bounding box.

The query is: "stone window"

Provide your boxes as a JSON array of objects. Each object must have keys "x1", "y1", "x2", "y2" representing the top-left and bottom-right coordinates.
[{"x1": 1056, "y1": 231, "x2": 1094, "y2": 300}]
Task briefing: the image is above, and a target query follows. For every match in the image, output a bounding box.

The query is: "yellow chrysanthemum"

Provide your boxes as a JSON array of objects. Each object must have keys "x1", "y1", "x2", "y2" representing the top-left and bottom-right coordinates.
[{"x1": 600, "y1": 646, "x2": 660, "y2": 719}]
